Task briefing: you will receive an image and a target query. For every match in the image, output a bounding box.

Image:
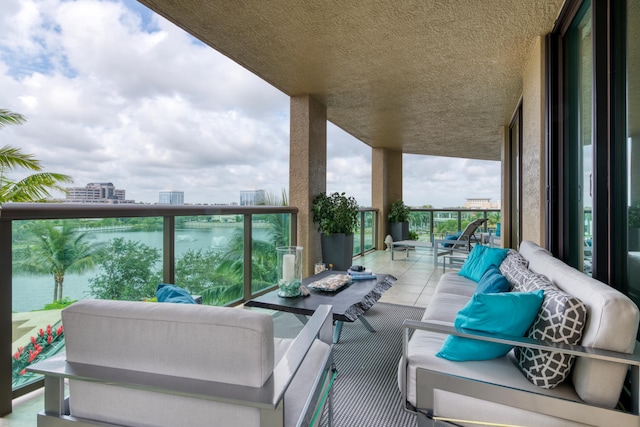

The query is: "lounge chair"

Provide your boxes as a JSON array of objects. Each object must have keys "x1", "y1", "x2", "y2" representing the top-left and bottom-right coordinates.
[{"x1": 433, "y1": 218, "x2": 487, "y2": 266}]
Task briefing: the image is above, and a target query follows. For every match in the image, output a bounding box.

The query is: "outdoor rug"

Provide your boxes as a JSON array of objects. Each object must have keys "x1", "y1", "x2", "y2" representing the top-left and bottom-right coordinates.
[{"x1": 273, "y1": 302, "x2": 424, "y2": 427}]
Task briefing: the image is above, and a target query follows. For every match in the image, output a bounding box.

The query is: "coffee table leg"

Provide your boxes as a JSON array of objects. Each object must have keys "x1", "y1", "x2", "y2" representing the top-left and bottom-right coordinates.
[
  {"x1": 359, "y1": 316, "x2": 376, "y2": 333},
  {"x1": 333, "y1": 317, "x2": 376, "y2": 343},
  {"x1": 295, "y1": 314, "x2": 308, "y2": 325},
  {"x1": 333, "y1": 321, "x2": 344, "y2": 343}
]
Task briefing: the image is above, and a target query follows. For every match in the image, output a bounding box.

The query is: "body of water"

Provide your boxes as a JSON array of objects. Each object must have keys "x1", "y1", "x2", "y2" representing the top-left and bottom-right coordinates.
[{"x1": 13, "y1": 225, "x2": 272, "y2": 312}]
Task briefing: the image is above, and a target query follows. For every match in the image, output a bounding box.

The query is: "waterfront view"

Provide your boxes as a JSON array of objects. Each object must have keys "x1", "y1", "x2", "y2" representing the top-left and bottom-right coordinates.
[{"x1": 12, "y1": 221, "x2": 275, "y2": 312}]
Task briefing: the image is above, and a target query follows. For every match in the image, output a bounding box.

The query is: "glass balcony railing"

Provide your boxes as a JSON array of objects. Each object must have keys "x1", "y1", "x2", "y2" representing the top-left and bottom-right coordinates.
[
  {"x1": 353, "y1": 209, "x2": 377, "y2": 257},
  {"x1": 2, "y1": 203, "x2": 298, "y2": 398},
  {"x1": 407, "y1": 208, "x2": 501, "y2": 242},
  {"x1": 3, "y1": 203, "x2": 499, "y2": 406}
]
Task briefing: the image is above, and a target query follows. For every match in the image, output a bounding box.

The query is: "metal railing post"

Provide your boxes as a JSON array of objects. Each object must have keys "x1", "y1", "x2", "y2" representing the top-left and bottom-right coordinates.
[
  {"x1": 290, "y1": 213, "x2": 297, "y2": 246},
  {"x1": 360, "y1": 211, "x2": 365, "y2": 257},
  {"x1": 243, "y1": 214, "x2": 253, "y2": 301},
  {"x1": 0, "y1": 218, "x2": 12, "y2": 416},
  {"x1": 374, "y1": 210, "x2": 379, "y2": 250},
  {"x1": 163, "y1": 216, "x2": 175, "y2": 284}
]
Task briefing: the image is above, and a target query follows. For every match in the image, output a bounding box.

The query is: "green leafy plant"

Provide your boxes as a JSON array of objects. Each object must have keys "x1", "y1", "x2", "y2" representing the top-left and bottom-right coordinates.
[
  {"x1": 408, "y1": 231, "x2": 419, "y2": 240},
  {"x1": 88, "y1": 238, "x2": 161, "y2": 301},
  {"x1": 312, "y1": 192, "x2": 359, "y2": 236},
  {"x1": 42, "y1": 297, "x2": 77, "y2": 310},
  {"x1": 630, "y1": 202, "x2": 640, "y2": 228},
  {"x1": 388, "y1": 200, "x2": 411, "y2": 223}
]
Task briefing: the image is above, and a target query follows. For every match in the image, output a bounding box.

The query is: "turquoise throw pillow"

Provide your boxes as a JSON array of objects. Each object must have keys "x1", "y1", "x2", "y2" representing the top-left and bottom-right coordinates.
[
  {"x1": 476, "y1": 266, "x2": 510, "y2": 293},
  {"x1": 458, "y1": 245, "x2": 509, "y2": 282},
  {"x1": 436, "y1": 290, "x2": 544, "y2": 361},
  {"x1": 156, "y1": 283, "x2": 197, "y2": 304}
]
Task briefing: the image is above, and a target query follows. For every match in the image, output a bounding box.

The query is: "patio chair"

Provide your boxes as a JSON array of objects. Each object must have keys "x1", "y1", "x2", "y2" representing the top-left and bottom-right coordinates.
[
  {"x1": 432, "y1": 218, "x2": 487, "y2": 266},
  {"x1": 28, "y1": 300, "x2": 335, "y2": 427}
]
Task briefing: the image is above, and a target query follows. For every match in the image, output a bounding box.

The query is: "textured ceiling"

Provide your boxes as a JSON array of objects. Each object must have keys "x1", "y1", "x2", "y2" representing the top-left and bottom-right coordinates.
[{"x1": 137, "y1": 0, "x2": 565, "y2": 161}]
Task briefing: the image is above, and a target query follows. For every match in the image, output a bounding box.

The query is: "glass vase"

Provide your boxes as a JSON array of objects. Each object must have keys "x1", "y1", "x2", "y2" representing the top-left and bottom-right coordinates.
[{"x1": 276, "y1": 246, "x2": 303, "y2": 297}]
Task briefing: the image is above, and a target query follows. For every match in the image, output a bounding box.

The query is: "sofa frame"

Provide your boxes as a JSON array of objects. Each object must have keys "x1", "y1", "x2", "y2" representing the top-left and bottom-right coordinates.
[
  {"x1": 399, "y1": 240, "x2": 640, "y2": 427},
  {"x1": 401, "y1": 312, "x2": 640, "y2": 426},
  {"x1": 29, "y1": 304, "x2": 335, "y2": 427}
]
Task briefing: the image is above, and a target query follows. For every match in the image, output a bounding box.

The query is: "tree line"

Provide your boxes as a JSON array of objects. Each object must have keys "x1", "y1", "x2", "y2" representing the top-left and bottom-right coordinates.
[{"x1": 12, "y1": 218, "x2": 289, "y2": 309}]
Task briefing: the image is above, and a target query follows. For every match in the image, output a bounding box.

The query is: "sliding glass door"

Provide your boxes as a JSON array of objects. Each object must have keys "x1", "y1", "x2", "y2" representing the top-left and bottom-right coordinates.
[
  {"x1": 563, "y1": 0, "x2": 593, "y2": 275},
  {"x1": 626, "y1": 0, "x2": 640, "y2": 305}
]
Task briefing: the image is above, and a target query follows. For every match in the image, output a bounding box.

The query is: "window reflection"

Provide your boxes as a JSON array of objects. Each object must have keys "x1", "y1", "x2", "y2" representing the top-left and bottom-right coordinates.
[{"x1": 627, "y1": 0, "x2": 640, "y2": 305}]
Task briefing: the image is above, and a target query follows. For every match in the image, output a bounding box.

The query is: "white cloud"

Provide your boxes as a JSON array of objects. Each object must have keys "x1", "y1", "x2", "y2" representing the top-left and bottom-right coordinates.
[
  {"x1": 403, "y1": 155, "x2": 501, "y2": 207},
  {"x1": 0, "y1": 0, "x2": 500, "y2": 208}
]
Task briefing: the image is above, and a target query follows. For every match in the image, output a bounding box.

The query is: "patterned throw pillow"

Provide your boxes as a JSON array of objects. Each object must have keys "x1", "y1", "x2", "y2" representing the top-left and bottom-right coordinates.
[
  {"x1": 499, "y1": 250, "x2": 532, "y2": 291},
  {"x1": 514, "y1": 273, "x2": 587, "y2": 389},
  {"x1": 514, "y1": 272, "x2": 549, "y2": 293}
]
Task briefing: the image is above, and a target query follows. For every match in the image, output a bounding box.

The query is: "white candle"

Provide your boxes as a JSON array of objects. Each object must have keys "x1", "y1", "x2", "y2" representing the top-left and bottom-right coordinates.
[{"x1": 283, "y1": 254, "x2": 295, "y2": 283}]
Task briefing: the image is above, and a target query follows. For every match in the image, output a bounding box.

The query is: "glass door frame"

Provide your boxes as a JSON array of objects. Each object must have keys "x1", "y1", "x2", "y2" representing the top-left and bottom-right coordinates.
[
  {"x1": 548, "y1": 0, "x2": 616, "y2": 283},
  {"x1": 508, "y1": 103, "x2": 523, "y2": 249}
]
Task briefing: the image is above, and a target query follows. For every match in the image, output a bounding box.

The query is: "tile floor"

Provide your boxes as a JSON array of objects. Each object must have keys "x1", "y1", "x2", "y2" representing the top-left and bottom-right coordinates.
[
  {"x1": 1, "y1": 247, "x2": 450, "y2": 426},
  {"x1": 360, "y1": 246, "x2": 445, "y2": 308}
]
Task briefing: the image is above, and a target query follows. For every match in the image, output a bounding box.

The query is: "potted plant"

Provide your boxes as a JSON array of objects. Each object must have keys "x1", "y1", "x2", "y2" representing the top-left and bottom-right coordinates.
[
  {"x1": 312, "y1": 192, "x2": 359, "y2": 271},
  {"x1": 388, "y1": 199, "x2": 411, "y2": 242}
]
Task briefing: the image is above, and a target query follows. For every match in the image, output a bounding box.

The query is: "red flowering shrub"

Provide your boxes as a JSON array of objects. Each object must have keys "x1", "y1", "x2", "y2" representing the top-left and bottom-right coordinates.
[{"x1": 12, "y1": 324, "x2": 64, "y2": 385}]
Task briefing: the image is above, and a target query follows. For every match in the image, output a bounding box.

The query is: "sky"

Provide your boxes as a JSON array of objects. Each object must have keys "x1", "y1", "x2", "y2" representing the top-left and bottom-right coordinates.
[{"x1": 0, "y1": 0, "x2": 501, "y2": 208}]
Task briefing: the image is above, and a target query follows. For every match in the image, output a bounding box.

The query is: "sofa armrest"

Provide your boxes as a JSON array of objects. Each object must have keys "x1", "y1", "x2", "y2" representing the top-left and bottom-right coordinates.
[
  {"x1": 403, "y1": 319, "x2": 640, "y2": 365},
  {"x1": 29, "y1": 304, "x2": 334, "y2": 423},
  {"x1": 400, "y1": 319, "x2": 640, "y2": 424}
]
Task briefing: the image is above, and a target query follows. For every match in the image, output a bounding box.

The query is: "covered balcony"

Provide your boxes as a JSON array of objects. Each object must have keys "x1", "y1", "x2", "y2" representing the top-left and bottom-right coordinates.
[
  {"x1": 3, "y1": 0, "x2": 640, "y2": 425},
  {"x1": 1, "y1": 203, "x2": 489, "y2": 426}
]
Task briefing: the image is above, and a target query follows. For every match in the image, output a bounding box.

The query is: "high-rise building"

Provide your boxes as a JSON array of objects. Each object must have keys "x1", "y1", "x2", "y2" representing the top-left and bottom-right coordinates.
[
  {"x1": 65, "y1": 183, "x2": 133, "y2": 204},
  {"x1": 159, "y1": 190, "x2": 185, "y2": 205},
  {"x1": 240, "y1": 189, "x2": 265, "y2": 206},
  {"x1": 464, "y1": 198, "x2": 501, "y2": 209}
]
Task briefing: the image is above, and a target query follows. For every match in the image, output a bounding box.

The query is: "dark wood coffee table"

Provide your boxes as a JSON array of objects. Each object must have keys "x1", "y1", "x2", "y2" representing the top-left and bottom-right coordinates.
[{"x1": 245, "y1": 270, "x2": 396, "y2": 343}]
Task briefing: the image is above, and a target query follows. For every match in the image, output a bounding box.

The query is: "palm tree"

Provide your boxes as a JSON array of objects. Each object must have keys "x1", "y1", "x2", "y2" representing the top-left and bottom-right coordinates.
[
  {"x1": 15, "y1": 222, "x2": 103, "y2": 302},
  {"x1": 261, "y1": 188, "x2": 290, "y2": 247},
  {"x1": 213, "y1": 189, "x2": 289, "y2": 299},
  {"x1": 0, "y1": 109, "x2": 72, "y2": 203}
]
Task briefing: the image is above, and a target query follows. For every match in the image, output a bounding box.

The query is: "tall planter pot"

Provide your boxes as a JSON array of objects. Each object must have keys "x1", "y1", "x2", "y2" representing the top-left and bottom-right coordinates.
[
  {"x1": 390, "y1": 222, "x2": 409, "y2": 242},
  {"x1": 321, "y1": 233, "x2": 354, "y2": 271}
]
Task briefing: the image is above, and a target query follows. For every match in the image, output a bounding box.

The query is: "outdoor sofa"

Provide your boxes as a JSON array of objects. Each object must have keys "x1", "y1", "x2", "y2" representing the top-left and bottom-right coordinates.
[
  {"x1": 398, "y1": 240, "x2": 640, "y2": 426},
  {"x1": 29, "y1": 299, "x2": 335, "y2": 427}
]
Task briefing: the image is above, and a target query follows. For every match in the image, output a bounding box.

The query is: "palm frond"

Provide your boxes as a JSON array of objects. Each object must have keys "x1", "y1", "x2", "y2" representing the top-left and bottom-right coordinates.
[
  {"x1": 0, "y1": 145, "x2": 42, "y2": 171},
  {"x1": 1, "y1": 172, "x2": 72, "y2": 203},
  {"x1": 0, "y1": 110, "x2": 26, "y2": 128}
]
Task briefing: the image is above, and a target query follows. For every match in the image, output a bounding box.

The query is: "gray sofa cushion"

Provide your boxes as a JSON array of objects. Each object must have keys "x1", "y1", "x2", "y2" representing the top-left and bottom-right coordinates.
[{"x1": 514, "y1": 273, "x2": 587, "y2": 388}]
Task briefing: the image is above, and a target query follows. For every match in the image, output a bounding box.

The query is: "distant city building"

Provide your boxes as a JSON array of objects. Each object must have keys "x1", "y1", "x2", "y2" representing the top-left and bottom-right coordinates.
[
  {"x1": 464, "y1": 198, "x2": 501, "y2": 209},
  {"x1": 159, "y1": 190, "x2": 184, "y2": 205},
  {"x1": 240, "y1": 189, "x2": 266, "y2": 206},
  {"x1": 65, "y1": 182, "x2": 134, "y2": 204}
]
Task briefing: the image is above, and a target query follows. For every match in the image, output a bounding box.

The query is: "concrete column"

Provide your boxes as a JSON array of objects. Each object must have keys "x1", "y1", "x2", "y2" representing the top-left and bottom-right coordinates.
[
  {"x1": 372, "y1": 148, "x2": 403, "y2": 249},
  {"x1": 290, "y1": 95, "x2": 326, "y2": 277},
  {"x1": 521, "y1": 36, "x2": 546, "y2": 247}
]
